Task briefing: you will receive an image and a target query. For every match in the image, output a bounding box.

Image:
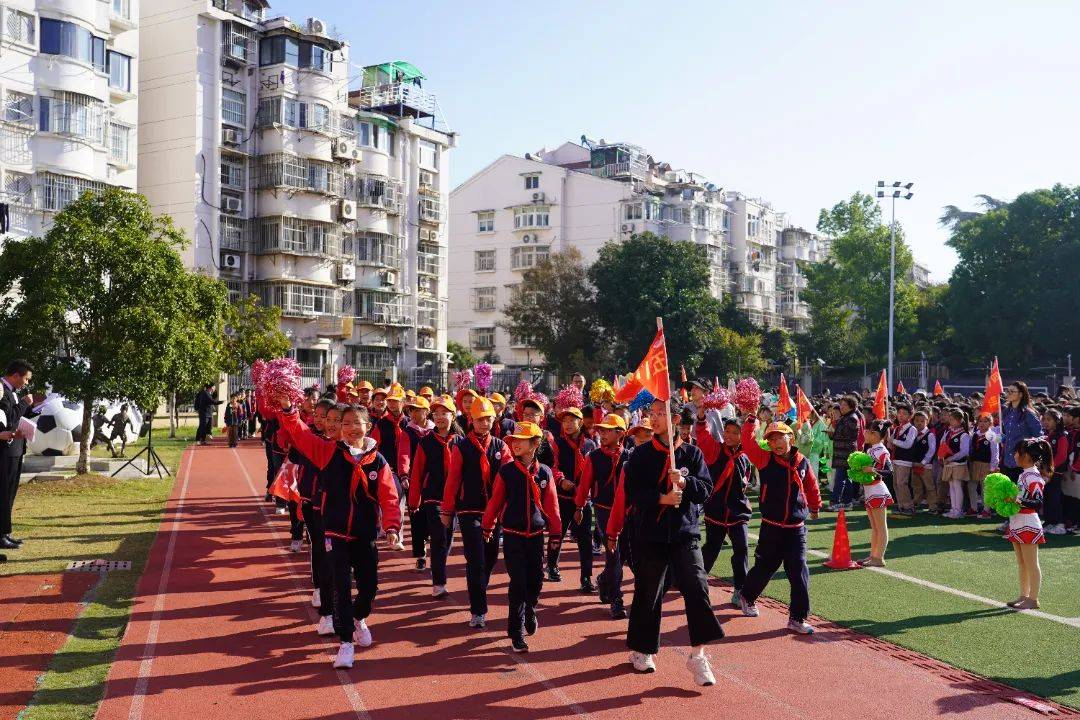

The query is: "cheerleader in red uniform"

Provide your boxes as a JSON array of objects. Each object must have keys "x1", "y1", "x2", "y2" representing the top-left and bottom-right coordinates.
[
  {"x1": 860, "y1": 420, "x2": 893, "y2": 567},
  {"x1": 1006, "y1": 438, "x2": 1050, "y2": 610}
]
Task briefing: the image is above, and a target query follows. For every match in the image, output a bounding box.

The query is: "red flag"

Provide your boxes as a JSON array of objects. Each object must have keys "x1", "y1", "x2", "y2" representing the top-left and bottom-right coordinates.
[
  {"x1": 872, "y1": 370, "x2": 888, "y2": 420},
  {"x1": 896, "y1": 380, "x2": 906, "y2": 394},
  {"x1": 980, "y1": 358, "x2": 1002, "y2": 416},
  {"x1": 795, "y1": 385, "x2": 813, "y2": 426},
  {"x1": 776, "y1": 373, "x2": 792, "y2": 415},
  {"x1": 679, "y1": 365, "x2": 689, "y2": 402},
  {"x1": 613, "y1": 327, "x2": 671, "y2": 403},
  {"x1": 933, "y1": 380, "x2": 944, "y2": 396}
]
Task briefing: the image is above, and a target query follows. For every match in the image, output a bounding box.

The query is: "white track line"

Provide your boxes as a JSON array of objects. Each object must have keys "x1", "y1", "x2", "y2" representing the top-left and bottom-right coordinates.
[
  {"x1": 128, "y1": 447, "x2": 194, "y2": 720},
  {"x1": 748, "y1": 530, "x2": 1080, "y2": 629},
  {"x1": 232, "y1": 448, "x2": 371, "y2": 720},
  {"x1": 502, "y1": 651, "x2": 599, "y2": 720}
]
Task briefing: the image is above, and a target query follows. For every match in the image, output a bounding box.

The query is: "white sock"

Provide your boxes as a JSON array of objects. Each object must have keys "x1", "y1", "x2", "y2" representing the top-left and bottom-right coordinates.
[{"x1": 691, "y1": 646, "x2": 705, "y2": 659}]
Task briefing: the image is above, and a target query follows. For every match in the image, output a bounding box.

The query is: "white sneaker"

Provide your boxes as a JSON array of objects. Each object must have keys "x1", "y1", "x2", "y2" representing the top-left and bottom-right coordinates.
[
  {"x1": 391, "y1": 538, "x2": 406, "y2": 551},
  {"x1": 787, "y1": 618, "x2": 815, "y2": 635},
  {"x1": 276, "y1": 506, "x2": 288, "y2": 515},
  {"x1": 289, "y1": 539, "x2": 303, "y2": 552},
  {"x1": 1046, "y1": 523, "x2": 1067, "y2": 535},
  {"x1": 311, "y1": 589, "x2": 321, "y2": 608},
  {"x1": 353, "y1": 618, "x2": 372, "y2": 647},
  {"x1": 686, "y1": 653, "x2": 716, "y2": 686},
  {"x1": 944, "y1": 510, "x2": 963, "y2": 520},
  {"x1": 315, "y1": 615, "x2": 335, "y2": 636},
  {"x1": 333, "y1": 641, "x2": 354, "y2": 669},
  {"x1": 739, "y1": 596, "x2": 759, "y2": 617},
  {"x1": 468, "y1": 614, "x2": 486, "y2": 628},
  {"x1": 630, "y1": 651, "x2": 656, "y2": 673},
  {"x1": 431, "y1": 584, "x2": 448, "y2": 598}
]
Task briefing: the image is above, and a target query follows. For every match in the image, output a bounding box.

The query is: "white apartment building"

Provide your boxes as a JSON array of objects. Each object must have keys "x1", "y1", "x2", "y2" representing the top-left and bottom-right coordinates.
[
  {"x1": 778, "y1": 226, "x2": 828, "y2": 334},
  {"x1": 1, "y1": 0, "x2": 139, "y2": 242},
  {"x1": 139, "y1": 0, "x2": 453, "y2": 385}
]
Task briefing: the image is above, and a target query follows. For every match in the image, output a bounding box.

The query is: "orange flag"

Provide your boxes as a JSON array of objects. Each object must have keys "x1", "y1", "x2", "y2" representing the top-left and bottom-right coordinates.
[
  {"x1": 933, "y1": 380, "x2": 944, "y2": 396},
  {"x1": 776, "y1": 373, "x2": 793, "y2": 415},
  {"x1": 980, "y1": 358, "x2": 1003, "y2": 416},
  {"x1": 613, "y1": 327, "x2": 671, "y2": 403},
  {"x1": 873, "y1": 370, "x2": 888, "y2": 420},
  {"x1": 795, "y1": 385, "x2": 813, "y2": 426},
  {"x1": 896, "y1": 380, "x2": 906, "y2": 394}
]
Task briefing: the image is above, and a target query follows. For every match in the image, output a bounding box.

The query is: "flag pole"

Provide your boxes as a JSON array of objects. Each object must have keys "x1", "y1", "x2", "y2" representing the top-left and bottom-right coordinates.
[{"x1": 657, "y1": 317, "x2": 677, "y2": 472}]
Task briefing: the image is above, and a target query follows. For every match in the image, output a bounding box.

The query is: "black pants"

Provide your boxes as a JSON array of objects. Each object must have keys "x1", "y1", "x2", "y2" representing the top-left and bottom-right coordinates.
[
  {"x1": 328, "y1": 537, "x2": 378, "y2": 642},
  {"x1": 458, "y1": 514, "x2": 500, "y2": 616},
  {"x1": 425, "y1": 504, "x2": 454, "y2": 586},
  {"x1": 741, "y1": 523, "x2": 810, "y2": 622},
  {"x1": 626, "y1": 536, "x2": 723, "y2": 655},
  {"x1": 548, "y1": 497, "x2": 593, "y2": 582},
  {"x1": 303, "y1": 504, "x2": 333, "y2": 618},
  {"x1": 196, "y1": 413, "x2": 213, "y2": 442},
  {"x1": 288, "y1": 500, "x2": 303, "y2": 541},
  {"x1": 410, "y1": 507, "x2": 429, "y2": 559},
  {"x1": 594, "y1": 506, "x2": 623, "y2": 606},
  {"x1": 264, "y1": 444, "x2": 282, "y2": 490},
  {"x1": 504, "y1": 534, "x2": 544, "y2": 640},
  {"x1": 0, "y1": 455, "x2": 22, "y2": 536},
  {"x1": 248, "y1": 414, "x2": 258, "y2": 436},
  {"x1": 1044, "y1": 472, "x2": 1065, "y2": 525},
  {"x1": 702, "y1": 522, "x2": 749, "y2": 592}
]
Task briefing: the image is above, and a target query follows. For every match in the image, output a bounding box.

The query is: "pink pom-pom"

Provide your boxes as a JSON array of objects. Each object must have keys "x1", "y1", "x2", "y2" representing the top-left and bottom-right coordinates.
[
  {"x1": 455, "y1": 368, "x2": 473, "y2": 393},
  {"x1": 702, "y1": 388, "x2": 730, "y2": 410},
  {"x1": 261, "y1": 357, "x2": 304, "y2": 406},
  {"x1": 513, "y1": 380, "x2": 533, "y2": 403},
  {"x1": 734, "y1": 378, "x2": 762, "y2": 414},
  {"x1": 529, "y1": 392, "x2": 549, "y2": 411},
  {"x1": 251, "y1": 359, "x2": 268, "y2": 385},
  {"x1": 553, "y1": 384, "x2": 584, "y2": 412},
  {"x1": 474, "y1": 363, "x2": 493, "y2": 393},
  {"x1": 337, "y1": 364, "x2": 356, "y2": 387}
]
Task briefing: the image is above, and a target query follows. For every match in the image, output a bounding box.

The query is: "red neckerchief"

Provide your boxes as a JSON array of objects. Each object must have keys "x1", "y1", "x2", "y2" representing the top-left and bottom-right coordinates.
[
  {"x1": 710, "y1": 443, "x2": 741, "y2": 497},
  {"x1": 938, "y1": 427, "x2": 961, "y2": 460},
  {"x1": 598, "y1": 445, "x2": 622, "y2": 493},
  {"x1": 469, "y1": 431, "x2": 493, "y2": 490},
  {"x1": 516, "y1": 459, "x2": 544, "y2": 511},
  {"x1": 651, "y1": 436, "x2": 684, "y2": 518},
  {"x1": 559, "y1": 430, "x2": 584, "y2": 480},
  {"x1": 342, "y1": 442, "x2": 379, "y2": 501}
]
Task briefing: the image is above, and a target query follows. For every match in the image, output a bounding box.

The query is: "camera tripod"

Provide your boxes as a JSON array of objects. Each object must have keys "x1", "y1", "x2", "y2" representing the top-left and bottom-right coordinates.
[{"x1": 112, "y1": 418, "x2": 170, "y2": 478}]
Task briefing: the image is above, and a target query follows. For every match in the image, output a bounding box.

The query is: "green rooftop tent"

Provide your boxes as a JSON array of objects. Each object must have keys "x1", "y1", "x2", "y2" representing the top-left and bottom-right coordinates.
[{"x1": 363, "y1": 61, "x2": 425, "y2": 88}]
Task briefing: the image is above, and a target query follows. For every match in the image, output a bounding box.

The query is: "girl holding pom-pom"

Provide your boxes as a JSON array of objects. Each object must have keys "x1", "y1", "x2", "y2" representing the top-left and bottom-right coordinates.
[
  {"x1": 1006, "y1": 438, "x2": 1051, "y2": 609},
  {"x1": 858, "y1": 421, "x2": 893, "y2": 567}
]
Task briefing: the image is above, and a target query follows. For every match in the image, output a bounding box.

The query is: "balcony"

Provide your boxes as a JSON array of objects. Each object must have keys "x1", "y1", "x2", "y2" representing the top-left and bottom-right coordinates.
[
  {"x1": 355, "y1": 174, "x2": 403, "y2": 214},
  {"x1": 354, "y1": 232, "x2": 404, "y2": 270},
  {"x1": 591, "y1": 160, "x2": 649, "y2": 182},
  {"x1": 418, "y1": 195, "x2": 443, "y2": 225},
  {"x1": 258, "y1": 282, "x2": 342, "y2": 318},
  {"x1": 219, "y1": 216, "x2": 251, "y2": 252},
  {"x1": 257, "y1": 217, "x2": 346, "y2": 258},
  {"x1": 351, "y1": 82, "x2": 438, "y2": 120},
  {"x1": 781, "y1": 300, "x2": 810, "y2": 319},
  {"x1": 110, "y1": 0, "x2": 136, "y2": 30},
  {"x1": 417, "y1": 299, "x2": 441, "y2": 329},
  {"x1": 355, "y1": 291, "x2": 410, "y2": 326},
  {"x1": 417, "y1": 251, "x2": 442, "y2": 276}
]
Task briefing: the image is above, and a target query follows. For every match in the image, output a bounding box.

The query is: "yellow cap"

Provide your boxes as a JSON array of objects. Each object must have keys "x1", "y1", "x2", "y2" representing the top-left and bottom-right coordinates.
[
  {"x1": 628, "y1": 418, "x2": 653, "y2": 436},
  {"x1": 557, "y1": 406, "x2": 584, "y2": 420},
  {"x1": 507, "y1": 421, "x2": 543, "y2": 441},
  {"x1": 595, "y1": 413, "x2": 627, "y2": 431},
  {"x1": 356, "y1": 380, "x2": 374, "y2": 392},
  {"x1": 764, "y1": 421, "x2": 794, "y2": 438},
  {"x1": 406, "y1": 389, "x2": 417, "y2": 399},
  {"x1": 431, "y1": 395, "x2": 457, "y2": 414},
  {"x1": 470, "y1": 396, "x2": 496, "y2": 420},
  {"x1": 387, "y1": 388, "x2": 406, "y2": 402},
  {"x1": 489, "y1": 392, "x2": 507, "y2": 405},
  {"x1": 419, "y1": 386, "x2": 435, "y2": 398},
  {"x1": 406, "y1": 395, "x2": 430, "y2": 410}
]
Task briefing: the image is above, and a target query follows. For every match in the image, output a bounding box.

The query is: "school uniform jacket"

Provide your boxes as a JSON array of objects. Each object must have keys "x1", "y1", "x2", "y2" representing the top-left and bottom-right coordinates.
[
  {"x1": 398, "y1": 421, "x2": 432, "y2": 479},
  {"x1": 938, "y1": 428, "x2": 971, "y2": 465},
  {"x1": 408, "y1": 430, "x2": 460, "y2": 511},
  {"x1": 372, "y1": 411, "x2": 407, "y2": 477},
  {"x1": 277, "y1": 409, "x2": 400, "y2": 541},
  {"x1": 493, "y1": 416, "x2": 516, "y2": 440},
  {"x1": 741, "y1": 419, "x2": 821, "y2": 528},
  {"x1": 574, "y1": 446, "x2": 629, "y2": 510},
  {"x1": 274, "y1": 417, "x2": 325, "y2": 503},
  {"x1": 441, "y1": 432, "x2": 508, "y2": 515},
  {"x1": 694, "y1": 421, "x2": 752, "y2": 526},
  {"x1": 970, "y1": 430, "x2": 999, "y2": 468},
  {"x1": 482, "y1": 460, "x2": 562, "y2": 539},
  {"x1": 622, "y1": 437, "x2": 711, "y2": 544},
  {"x1": 552, "y1": 430, "x2": 596, "y2": 501}
]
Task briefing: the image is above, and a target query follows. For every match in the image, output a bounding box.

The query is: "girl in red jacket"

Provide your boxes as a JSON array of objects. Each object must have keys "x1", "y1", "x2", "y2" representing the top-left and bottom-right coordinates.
[{"x1": 275, "y1": 397, "x2": 401, "y2": 670}]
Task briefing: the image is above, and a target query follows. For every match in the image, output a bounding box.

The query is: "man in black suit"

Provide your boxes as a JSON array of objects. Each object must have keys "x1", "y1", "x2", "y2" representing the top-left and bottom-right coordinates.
[
  {"x1": 0, "y1": 359, "x2": 35, "y2": 550},
  {"x1": 193, "y1": 383, "x2": 221, "y2": 445}
]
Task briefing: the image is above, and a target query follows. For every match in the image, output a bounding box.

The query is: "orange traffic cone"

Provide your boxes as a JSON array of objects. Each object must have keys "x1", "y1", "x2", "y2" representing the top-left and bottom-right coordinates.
[{"x1": 823, "y1": 509, "x2": 861, "y2": 570}]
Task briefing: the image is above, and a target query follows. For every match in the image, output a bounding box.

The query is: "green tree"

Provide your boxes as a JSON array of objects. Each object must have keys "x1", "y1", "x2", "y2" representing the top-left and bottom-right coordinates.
[
  {"x1": 761, "y1": 328, "x2": 797, "y2": 368},
  {"x1": 501, "y1": 248, "x2": 607, "y2": 376},
  {"x1": 590, "y1": 233, "x2": 722, "y2": 371},
  {"x1": 718, "y1": 295, "x2": 756, "y2": 336},
  {"x1": 222, "y1": 293, "x2": 290, "y2": 375},
  {"x1": 699, "y1": 326, "x2": 768, "y2": 380},
  {"x1": 446, "y1": 341, "x2": 478, "y2": 370},
  {"x1": 0, "y1": 189, "x2": 207, "y2": 473},
  {"x1": 945, "y1": 185, "x2": 1080, "y2": 367}
]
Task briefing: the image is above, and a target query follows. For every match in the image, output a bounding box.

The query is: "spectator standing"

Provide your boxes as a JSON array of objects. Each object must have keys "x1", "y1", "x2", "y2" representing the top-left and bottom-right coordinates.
[
  {"x1": 1001, "y1": 382, "x2": 1042, "y2": 482},
  {"x1": 194, "y1": 383, "x2": 221, "y2": 445},
  {"x1": 0, "y1": 360, "x2": 35, "y2": 550}
]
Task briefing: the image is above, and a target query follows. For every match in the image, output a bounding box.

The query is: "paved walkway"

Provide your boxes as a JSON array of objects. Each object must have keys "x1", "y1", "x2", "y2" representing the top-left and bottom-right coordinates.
[{"x1": 95, "y1": 440, "x2": 1067, "y2": 720}]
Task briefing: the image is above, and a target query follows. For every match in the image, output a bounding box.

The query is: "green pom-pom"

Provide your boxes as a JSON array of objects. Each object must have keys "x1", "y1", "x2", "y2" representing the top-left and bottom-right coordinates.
[
  {"x1": 984, "y1": 472, "x2": 1020, "y2": 517},
  {"x1": 849, "y1": 469, "x2": 878, "y2": 485},
  {"x1": 847, "y1": 451, "x2": 874, "y2": 472},
  {"x1": 758, "y1": 438, "x2": 770, "y2": 451}
]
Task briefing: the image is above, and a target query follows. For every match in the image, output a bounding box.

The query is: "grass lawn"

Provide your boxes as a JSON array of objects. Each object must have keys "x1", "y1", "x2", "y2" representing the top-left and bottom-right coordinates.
[
  {"x1": 6, "y1": 433, "x2": 194, "y2": 720},
  {"x1": 707, "y1": 504, "x2": 1080, "y2": 708}
]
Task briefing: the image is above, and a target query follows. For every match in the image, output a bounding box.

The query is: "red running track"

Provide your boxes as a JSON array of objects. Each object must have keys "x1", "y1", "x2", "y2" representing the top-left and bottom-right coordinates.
[{"x1": 96, "y1": 441, "x2": 1061, "y2": 720}]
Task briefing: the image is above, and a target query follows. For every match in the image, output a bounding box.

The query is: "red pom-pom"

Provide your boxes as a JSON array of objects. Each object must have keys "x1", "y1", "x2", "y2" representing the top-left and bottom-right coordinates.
[
  {"x1": 702, "y1": 388, "x2": 730, "y2": 410},
  {"x1": 553, "y1": 385, "x2": 583, "y2": 412},
  {"x1": 337, "y1": 364, "x2": 356, "y2": 387},
  {"x1": 734, "y1": 378, "x2": 762, "y2": 414}
]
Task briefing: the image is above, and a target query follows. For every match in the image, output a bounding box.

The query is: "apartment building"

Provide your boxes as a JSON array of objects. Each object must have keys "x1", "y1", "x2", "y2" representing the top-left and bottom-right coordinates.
[
  {"x1": 139, "y1": 0, "x2": 453, "y2": 385},
  {"x1": 1, "y1": 0, "x2": 139, "y2": 241},
  {"x1": 777, "y1": 226, "x2": 828, "y2": 334}
]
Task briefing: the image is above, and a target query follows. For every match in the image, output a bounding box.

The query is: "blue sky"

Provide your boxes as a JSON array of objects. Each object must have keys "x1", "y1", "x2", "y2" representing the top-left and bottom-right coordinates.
[{"x1": 271, "y1": 0, "x2": 1080, "y2": 281}]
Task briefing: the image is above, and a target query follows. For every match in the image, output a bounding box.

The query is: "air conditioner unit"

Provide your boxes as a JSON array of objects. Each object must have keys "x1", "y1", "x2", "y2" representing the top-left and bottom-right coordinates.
[
  {"x1": 221, "y1": 253, "x2": 241, "y2": 270},
  {"x1": 419, "y1": 171, "x2": 434, "y2": 187},
  {"x1": 333, "y1": 139, "x2": 355, "y2": 160},
  {"x1": 337, "y1": 264, "x2": 355, "y2": 282},
  {"x1": 380, "y1": 270, "x2": 397, "y2": 287},
  {"x1": 307, "y1": 17, "x2": 327, "y2": 36},
  {"x1": 222, "y1": 128, "x2": 242, "y2": 145},
  {"x1": 532, "y1": 192, "x2": 545, "y2": 203},
  {"x1": 621, "y1": 223, "x2": 636, "y2": 233},
  {"x1": 222, "y1": 196, "x2": 243, "y2": 214},
  {"x1": 521, "y1": 234, "x2": 533, "y2": 244},
  {"x1": 338, "y1": 200, "x2": 356, "y2": 220}
]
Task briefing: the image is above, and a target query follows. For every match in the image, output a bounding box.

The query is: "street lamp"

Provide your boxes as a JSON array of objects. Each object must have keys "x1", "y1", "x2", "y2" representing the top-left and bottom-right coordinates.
[{"x1": 876, "y1": 180, "x2": 914, "y2": 394}]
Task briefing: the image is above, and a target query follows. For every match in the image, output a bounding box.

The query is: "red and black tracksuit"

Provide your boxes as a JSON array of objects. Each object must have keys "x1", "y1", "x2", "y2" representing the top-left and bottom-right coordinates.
[
  {"x1": 549, "y1": 430, "x2": 597, "y2": 582},
  {"x1": 441, "y1": 431, "x2": 508, "y2": 616},
  {"x1": 1045, "y1": 428, "x2": 1069, "y2": 527},
  {"x1": 372, "y1": 411, "x2": 407, "y2": 486},
  {"x1": 278, "y1": 409, "x2": 400, "y2": 642},
  {"x1": 408, "y1": 429, "x2": 461, "y2": 587},
  {"x1": 694, "y1": 421, "x2": 752, "y2": 593},
  {"x1": 483, "y1": 459, "x2": 562, "y2": 641},
  {"x1": 623, "y1": 437, "x2": 723, "y2": 654},
  {"x1": 575, "y1": 445, "x2": 629, "y2": 609},
  {"x1": 399, "y1": 422, "x2": 431, "y2": 561},
  {"x1": 739, "y1": 419, "x2": 821, "y2": 622}
]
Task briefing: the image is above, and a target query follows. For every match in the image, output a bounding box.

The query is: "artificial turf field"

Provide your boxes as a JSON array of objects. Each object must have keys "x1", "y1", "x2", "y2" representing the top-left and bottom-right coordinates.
[{"x1": 707, "y1": 504, "x2": 1080, "y2": 708}]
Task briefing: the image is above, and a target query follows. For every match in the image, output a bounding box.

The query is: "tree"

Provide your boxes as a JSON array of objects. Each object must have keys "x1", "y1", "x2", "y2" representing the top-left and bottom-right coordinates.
[
  {"x1": 590, "y1": 233, "x2": 723, "y2": 371},
  {"x1": 0, "y1": 189, "x2": 207, "y2": 473},
  {"x1": 501, "y1": 248, "x2": 607, "y2": 376},
  {"x1": 446, "y1": 341, "x2": 478, "y2": 370},
  {"x1": 717, "y1": 295, "x2": 756, "y2": 336},
  {"x1": 221, "y1": 293, "x2": 290, "y2": 375},
  {"x1": 945, "y1": 185, "x2": 1080, "y2": 368},
  {"x1": 761, "y1": 328, "x2": 797, "y2": 367},
  {"x1": 939, "y1": 194, "x2": 1009, "y2": 230},
  {"x1": 699, "y1": 327, "x2": 767, "y2": 380}
]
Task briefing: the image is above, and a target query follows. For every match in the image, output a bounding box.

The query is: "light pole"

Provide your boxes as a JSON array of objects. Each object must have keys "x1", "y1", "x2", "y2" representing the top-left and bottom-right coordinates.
[{"x1": 876, "y1": 180, "x2": 913, "y2": 394}]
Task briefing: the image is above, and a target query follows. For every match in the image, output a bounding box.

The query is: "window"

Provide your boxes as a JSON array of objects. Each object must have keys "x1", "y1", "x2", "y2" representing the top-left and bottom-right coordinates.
[
  {"x1": 418, "y1": 139, "x2": 438, "y2": 169},
  {"x1": 747, "y1": 213, "x2": 760, "y2": 237},
  {"x1": 470, "y1": 327, "x2": 495, "y2": 350},
  {"x1": 108, "y1": 122, "x2": 131, "y2": 164},
  {"x1": 358, "y1": 122, "x2": 371, "y2": 147},
  {"x1": 624, "y1": 203, "x2": 642, "y2": 221},
  {"x1": 473, "y1": 287, "x2": 496, "y2": 311},
  {"x1": 39, "y1": 92, "x2": 108, "y2": 144},
  {"x1": 259, "y1": 36, "x2": 331, "y2": 71},
  {"x1": 39, "y1": 172, "x2": 106, "y2": 212},
  {"x1": 474, "y1": 249, "x2": 495, "y2": 272},
  {"x1": 220, "y1": 156, "x2": 245, "y2": 189},
  {"x1": 222, "y1": 89, "x2": 246, "y2": 126},
  {"x1": 511, "y1": 245, "x2": 549, "y2": 270},
  {"x1": 258, "y1": 217, "x2": 342, "y2": 256},
  {"x1": 694, "y1": 206, "x2": 708, "y2": 227},
  {"x1": 354, "y1": 232, "x2": 403, "y2": 268},
  {"x1": 39, "y1": 19, "x2": 106, "y2": 72},
  {"x1": 524, "y1": 174, "x2": 539, "y2": 190},
  {"x1": 477, "y1": 211, "x2": 494, "y2": 233},
  {"x1": 112, "y1": 0, "x2": 132, "y2": 20},
  {"x1": 107, "y1": 51, "x2": 132, "y2": 92},
  {"x1": 3, "y1": 9, "x2": 34, "y2": 44},
  {"x1": 3, "y1": 171, "x2": 31, "y2": 206},
  {"x1": 4, "y1": 91, "x2": 33, "y2": 125},
  {"x1": 513, "y1": 205, "x2": 549, "y2": 229},
  {"x1": 219, "y1": 215, "x2": 248, "y2": 252}
]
